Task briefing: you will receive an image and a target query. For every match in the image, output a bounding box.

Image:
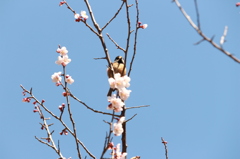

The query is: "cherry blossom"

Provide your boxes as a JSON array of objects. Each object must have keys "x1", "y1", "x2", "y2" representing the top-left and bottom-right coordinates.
[
  {"x1": 55, "y1": 55, "x2": 71, "y2": 66},
  {"x1": 65, "y1": 75, "x2": 74, "y2": 84},
  {"x1": 107, "y1": 94, "x2": 124, "y2": 112},
  {"x1": 51, "y1": 72, "x2": 62, "y2": 83},
  {"x1": 56, "y1": 46, "x2": 68, "y2": 56},
  {"x1": 80, "y1": 11, "x2": 88, "y2": 20}
]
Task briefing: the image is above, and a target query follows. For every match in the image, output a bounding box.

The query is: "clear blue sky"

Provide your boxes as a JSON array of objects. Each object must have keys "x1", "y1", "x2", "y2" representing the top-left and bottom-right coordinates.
[{"x1": 1, "y1": 0, "x2": 240, "y2": 159}]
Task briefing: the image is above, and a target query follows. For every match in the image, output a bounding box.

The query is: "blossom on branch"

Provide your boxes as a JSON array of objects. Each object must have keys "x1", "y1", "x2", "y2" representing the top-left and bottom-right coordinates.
[
  {"x1": 119, "y1": 88, "x2": 131, "y2": 101},
  {"x1": 236, "y1": 2, "x2": 240, "y2": 7},
  {"x1": 110, "y1": 143, "x2": 127, "y2": 159},
  {"x1": 60, "y1": 128, "x2": 68, "y2": 135},
  {"x1": 55, "y1": 55, "x2": 71, "y2": 66},
  {"x1": 107, "y1": 94, "x2": 124, "y2": 112},
  {"x1": 74, "y1": 13, "x2": 81, "y2": 22},
  {"x1": 108, "y1": 73, "x2": 131, "y2": 91},
  {"x1": 51, "y1": 72, "x2": 62, "y2": 83},
  {"x1": 22, "y1": 97, "x2": 31, "y2": 103},
  {"x1": 138, "y1": 22, "x2": 148, "y2": 29},
  {"x1": 59, "y1": 103, "x2": 65, "y2": 112},
  {"x1": 56, "y1": 46, "x2": 68, "y2": 56},
  {"x1": 80, "y1": 11, "x2": 88, "y2": 20},
  {"x1": 113, "y1": 117, "x2": 125, "y2": 136},
  {"x1": 65, "y1": 75, "x2": 74, "y2": 84},
  {"x1": 74, "y1": 11, "x2": 88, "y2": 22}
]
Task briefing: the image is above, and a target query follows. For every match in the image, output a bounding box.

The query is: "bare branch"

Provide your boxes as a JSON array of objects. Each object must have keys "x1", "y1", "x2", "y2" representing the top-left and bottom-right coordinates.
[
  {"x1": 70, "y1": 93, "x2": 121, "y2": 117},
  {"x1": 161, "y1": 137, "x2": 168, "y2": 159},
  {"x1": 125, "y1": 114, "x2": 137, "y2": 122},
  {"x1": 20, "y1": 85, "x2": 96, "y2": 159},
  {"x1": 106, "y1": 33, "x2": 125, "y2": 52},
  {"x1": 94, "y1": 57, "x2": 106, "y2": 60},
  {"x1": 173, "y1": 0, "x2": 240, "y2": 63},
  {"x1": 194, "y1": 0, "x2": 201, "y2": 30},
  {"x1": 126, "y1": 105, "x2": 150, "y2": 110},
  {"x1": 128, "y1": 0, "x2": 140, "y2": 76},
  {"x1": 102, "y1": 2, "x2": 125, "y2": 30}
]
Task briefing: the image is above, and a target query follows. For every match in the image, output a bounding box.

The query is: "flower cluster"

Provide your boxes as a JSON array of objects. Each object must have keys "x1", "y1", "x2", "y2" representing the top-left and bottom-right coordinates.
[
  {"x1": 74, "y1": 11, "x2": 88, "y2": 22},
  {"x1": 108, "y1": 73, "x2": 131, "y2": 101},
  {"x1": 113, "y1": 117, "x2": 125, "y2": 136},
  {"x1": 56, "y1": 46, "x2": 71, "y2": 66},
  {"x1": 107, "y1": 73, "x2": 131, "y2": 112},
  {"x1": 108, "y1": 143, "x2": 127, "y2": 159},
  {"x1": 51, "y1": 46, "x2": 74, "y2": 85},
  {"x1": 107, "y1": 94, "x2": 124, "y2": 112}
]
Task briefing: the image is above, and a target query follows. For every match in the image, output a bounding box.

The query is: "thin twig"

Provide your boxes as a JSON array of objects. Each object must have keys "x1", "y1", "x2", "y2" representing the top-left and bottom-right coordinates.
[
  {"x1": 126, "y1": 105, "x2": 150, "y2": 110},
  {"x1": 194, "y1": 0, "x2": 201, "y2": 30},
  {"x1": 123, "y1": 0, "x2": 132, "y2": 77},
  {"x1": 63, "y1": 66, "x2": 82, "y2": 159},
  {"x1": 102, "y1": 2, "x2": 125, "y2": 31},
  {"x1": 70, "y1": 94, "x2": 121, "y2": 117},
  {"x1": 128, "y1": 0, "x2": 140, "y2": 77},
  {"x1": 125, "y1": 114, "x2": 137, "y2": 122},
  {"x1": 20, "y1": 85, "x2": 96, "y2": 159},
  {"x1": 106, "y1": 33, "x2": 125, "y2": 52},
  {"x1": 94, "y1": 57, "x2": 106, "y2": 60},
  {"x1": 173, "y1": 0, "x2": 240, "y2": 63},
  {"x1": 161, "y1": 137, "x2": 168, "y2": 159},
  {"x1": 100, "y1": 111, "x2": 115, "y2": 158}
]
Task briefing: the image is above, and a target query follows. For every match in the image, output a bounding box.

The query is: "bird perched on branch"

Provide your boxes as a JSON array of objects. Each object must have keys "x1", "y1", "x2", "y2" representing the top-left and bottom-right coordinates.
[{"x1": 107, "y1": 56, "x2": 126, "y2": 96}]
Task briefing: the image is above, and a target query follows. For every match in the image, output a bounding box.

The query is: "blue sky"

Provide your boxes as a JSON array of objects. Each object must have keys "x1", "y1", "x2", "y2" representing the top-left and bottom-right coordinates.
[{"x1": 1, "y1": 0, "x2": 240, "y2": 159}]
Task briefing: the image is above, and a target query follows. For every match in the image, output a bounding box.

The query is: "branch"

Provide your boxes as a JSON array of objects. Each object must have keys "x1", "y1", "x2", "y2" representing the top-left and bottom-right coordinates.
[
  {"x1": 128, "y1": 0, "x2": 140, "y2": 76},
  {"x1": 63, "y1": 66, "x2": 82, "y2": 159},
  {"x1": 20, "y1": 85, "x2": 96, "y2": 159},
  {"x1": 125, "y1": 114, "x2": 137, "y2": 122},
  {"x1": 102, "y1": 2, "x2": 125, "y2": 30},
  {"x1": 126, "y1": 105, "x2": 150, "y2": 110},
  {"x1": 106, "y1": 33, "x2": 125, "y2": 52},
  {"x1": 161, "y1": 137, "x2": 168, "y2": 159},
  {"x1": 173, "y1": 0, "x2": 240, "y2": 63}
]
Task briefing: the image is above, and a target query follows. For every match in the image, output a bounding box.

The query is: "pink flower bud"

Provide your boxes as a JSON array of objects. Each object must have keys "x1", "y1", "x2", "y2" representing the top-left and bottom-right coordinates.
[
  {"x1": 236, "y1": 2, "x2": 240, "y2": 7},
  {"x1": 22, "y1": 98, "x2": 31, "y2": 103},
  {"x1": 42, "y1": 99, "x2": 45, "y2": 103},
  {"x1": 59, "y1": 1, "x2": 66, "y2": 6},
  {"x1": 62, "y1": 92, "x2": 70, "y2": 97},
  {"x1": 33, "y1": 109, "x2": 39, "y2": 113}
]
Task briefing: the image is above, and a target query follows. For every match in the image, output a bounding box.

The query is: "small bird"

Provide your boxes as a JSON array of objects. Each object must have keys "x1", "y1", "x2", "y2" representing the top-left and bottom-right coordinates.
[{"x1": 107, "y1": 56, "x2": 126, "y2": 96}]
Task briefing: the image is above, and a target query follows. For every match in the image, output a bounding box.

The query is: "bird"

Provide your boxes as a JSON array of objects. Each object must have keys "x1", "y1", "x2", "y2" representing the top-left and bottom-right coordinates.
[{"x1": 107, "y1": 56, "x2": 126, "y2": 96}]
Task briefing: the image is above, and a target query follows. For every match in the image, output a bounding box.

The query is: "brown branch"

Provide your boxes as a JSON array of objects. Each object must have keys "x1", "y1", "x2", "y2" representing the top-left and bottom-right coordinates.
[
  {"x1": 20, "y1": 85, "x2": 96, "y2": 159},
  {"x1": 63, "y1": 66, "x2": 82, "y2": 159},
  {"x1": 194, "y1": 0, "x2": 201, "y2": 30},
  {"x1": 125, "y1": 114, "x2": 137, "y2": 122},
  {"x1": 106, "y1": 33, "x2": 125, "y2": 52},
  {"x1": 123, "y1": 0, "x2": 132, "y2": 76},
  {"x1": 102, "y1": 2, "x2": 125, "y2": 31},
  {"x1": 63, "y1": 0, "x2": 76, "y2": 14},
  {"x1": 70, "y1": 93, "x2": 121, "y2": 117},
  {"x1": 161, "y1": 137, "x2": 168, "y2": 159},
  {"x1": 126, "y1": 105, "x2": 150, "y2": 110},
  {"x1": 128, "y1": 0, "x2": 140, "y2": 76},
  {"x1": 100, "y1": 111, "x2": 115, "y2": 158},
  {"x1": 173, "y1": 0, "x2": 240, "y2": 63}
]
